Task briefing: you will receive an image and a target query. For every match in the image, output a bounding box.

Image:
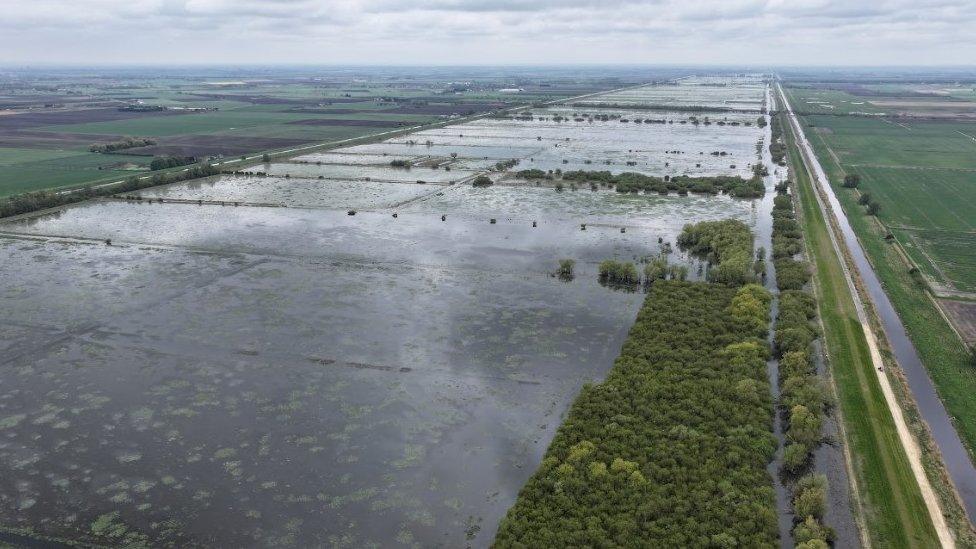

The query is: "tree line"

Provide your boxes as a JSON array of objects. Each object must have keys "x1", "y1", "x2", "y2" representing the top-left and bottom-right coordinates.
[
  {"x1": 89, "y1": 136, "x2": 156, "y2": 153},
  {"x1": 772, "y1": 183, "x2": 835, "y2": 548},
  {"x1": 514, "y1": 169, "x2": 765, "y2": 199},
  {"x1": 150, "y1": 156, "x2": 197, "y2": 171}
]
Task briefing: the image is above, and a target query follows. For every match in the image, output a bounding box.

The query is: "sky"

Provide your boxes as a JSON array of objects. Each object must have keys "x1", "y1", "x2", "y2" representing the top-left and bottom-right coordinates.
[{"x1": 2, "y1": 0, "x2": 975, "y2": 66}]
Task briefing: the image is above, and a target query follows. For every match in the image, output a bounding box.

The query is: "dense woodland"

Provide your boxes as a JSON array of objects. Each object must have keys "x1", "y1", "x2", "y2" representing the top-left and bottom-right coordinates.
[
  {"x1": 494, "y1": 280, "x2": 778, "y2": 547},
  {"x1": 677, "y1": 219, "x2": 757, "y2": 286}
]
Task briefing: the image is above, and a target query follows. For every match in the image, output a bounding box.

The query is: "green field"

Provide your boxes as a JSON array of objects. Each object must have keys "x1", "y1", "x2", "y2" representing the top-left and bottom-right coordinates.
[
  {"x1": 785, "y1": 88, "x2": 885, "y2": 115},
  {"x1": 785, "y1": 86, "x2": 976, "y2": 462},
  {"x1": 785, "y1": 87, "x2": 976, "y2": 297},
  {"x1": 852, "y1": 167, "x2": 976, "y2": 231},
  {"x1": 803, "y1": 115, "x2": 976, "y2": 170},
  {"x1": 782, "y1": 113, "x2": 941, "y2": 547},
  {"x1": 0, "y1": 149, "x2": 150, "y2": 197}
]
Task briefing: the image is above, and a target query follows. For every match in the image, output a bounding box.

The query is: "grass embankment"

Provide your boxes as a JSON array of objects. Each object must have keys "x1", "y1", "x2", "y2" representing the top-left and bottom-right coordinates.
[
  {"x1": 494, "y1": 280, "x2": 778, "y2": 547},
  {"x1": 797, "y1": 110, "x2": 976, "y2": 459},
  {"x1": 782, "y1": 113, "x2": 941, "y2": 547}
]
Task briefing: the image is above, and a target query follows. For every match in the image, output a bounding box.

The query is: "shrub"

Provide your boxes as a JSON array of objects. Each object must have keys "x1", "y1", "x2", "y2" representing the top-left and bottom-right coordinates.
[
  {"x1": 793, "y1": 515, "x2": 834, "y2": 545},
  {"x1": 471, "y1": 175, "x2": 493, "y2": 187},
  {"x1": 793, "y1": 474, "x2": 827, "y2": 519},
  {"x1": 556, "y1": 259, "x2": 575, "y2": 280},
  {"x1": 774, "y1": 258, "x2": 811, "y2": 290},
  {"x1": 842, "y1": 174, "x2": 860, "y2": 188},
  {"x1": 598, "y1": 260, "x2": 639, "y2": 286},
  {"x1": 783, "y1": 442, "x2": 810, "y2": 473}
]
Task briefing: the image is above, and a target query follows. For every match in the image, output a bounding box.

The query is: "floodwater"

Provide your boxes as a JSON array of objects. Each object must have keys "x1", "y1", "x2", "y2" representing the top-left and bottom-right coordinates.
[
  {"x1": 135, "y1": 176, "x2": 441, "y2": 210},
  {"x1": 246, "y1": 163, "x2": 478, "y2": 184},
  {"x1": 0, "y1": 76, "x2": 777, "y2": 547}
]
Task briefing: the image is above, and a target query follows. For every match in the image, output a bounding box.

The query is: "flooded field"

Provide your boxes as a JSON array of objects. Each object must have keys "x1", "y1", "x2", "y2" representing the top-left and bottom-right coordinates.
[
  {"x1": 576, "y1": 76, "x2": 767, "y2": 111},
  {"x1": 0, "y1": 76, "x2": 772, "y2": 546},
  {"x1": 136, "y1": 176, "x2": 441, "y2": 209},
  {"x1": 246, "y1": 163, "x2": 477, "y2": 184}
]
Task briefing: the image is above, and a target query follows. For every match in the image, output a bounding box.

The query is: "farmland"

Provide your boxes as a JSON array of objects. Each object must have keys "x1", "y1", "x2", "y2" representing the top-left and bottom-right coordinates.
[
  {"x1": 0, "y1": 73, "x2": 799, "y2": 547},
  {"x1": 783, "y1": 81, "x2": 976, "y2": 471},
  {"x1": 0, "y1": 67, "x2": 627, "y2": 197},
  {"x1": 779, "y1": 109, "x2": 944, "y2": 546}
]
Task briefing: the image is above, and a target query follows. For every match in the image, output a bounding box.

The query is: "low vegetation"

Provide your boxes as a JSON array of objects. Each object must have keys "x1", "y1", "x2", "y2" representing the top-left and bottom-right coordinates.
[{"x1": 494, "y1": 280, "x2": 777, "y2": 547}]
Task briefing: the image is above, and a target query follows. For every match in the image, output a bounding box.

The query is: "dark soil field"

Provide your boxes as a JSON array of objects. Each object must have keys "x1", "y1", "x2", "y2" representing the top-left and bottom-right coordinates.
[
  {"x1": 0, "y1": 107, "x2": 183, "y2": 130},
  {"x1": 287, "y1": 118, "x2": 403, "y2": 127}
]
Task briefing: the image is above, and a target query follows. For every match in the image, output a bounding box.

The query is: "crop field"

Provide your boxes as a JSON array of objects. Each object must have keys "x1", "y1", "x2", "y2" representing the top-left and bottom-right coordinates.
[
  {"x1": 788, "y1": 101, "x2": 976, "y2": 295},
  {"x1": 0, "y1": 76, "x2": 776, "y2": 546},
  {"x1": 0, "y1": 149, "x2": 150, "y2": 197},
  {"x1": 0, "y1": 68, "x2": 621, "y2": 196},
  {"x1": 785, "y1": 81, "x2": 976, "y2": 485},
  {"x1": 784, "y1": 84, "x2": 976, "y2": 118}
]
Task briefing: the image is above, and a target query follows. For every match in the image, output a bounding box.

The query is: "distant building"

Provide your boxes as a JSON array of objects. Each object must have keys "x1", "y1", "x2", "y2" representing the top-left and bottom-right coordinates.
[{"x1": 498, "y1": 88, "x2": 524, "y2": 94}]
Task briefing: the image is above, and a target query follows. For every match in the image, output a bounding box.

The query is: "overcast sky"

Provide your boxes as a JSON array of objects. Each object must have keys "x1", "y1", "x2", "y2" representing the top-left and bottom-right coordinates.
[{"x1": 2, "y1": 0, "x2": 975, "y2": 66}]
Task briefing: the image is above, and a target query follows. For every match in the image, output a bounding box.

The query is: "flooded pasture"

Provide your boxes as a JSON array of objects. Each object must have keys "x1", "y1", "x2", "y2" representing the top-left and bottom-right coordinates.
[
  {"x1": 0, "y1": 77, "x2": 773, "y2": 547},
  {"x1": 135, "y1": 176, "x2": 441, "y2": 210}
]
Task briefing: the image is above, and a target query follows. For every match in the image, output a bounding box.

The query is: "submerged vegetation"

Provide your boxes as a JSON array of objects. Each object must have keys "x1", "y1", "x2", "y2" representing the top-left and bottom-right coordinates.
[
  {"x1": 597, "y1": 260, "x2": 640, "y2": 287},
  {"x1": 677, "y1": 219, "x2": 756, "y2": 286},
  {"x1": 772, "y1": 180, "x2": 834, "y2": 546},
  {"x1": 494, "y1": 280, "x2": 777, "y2": 547},
  {"x1": 556, "y1": 259, "x2": 576, "y2": 281}
]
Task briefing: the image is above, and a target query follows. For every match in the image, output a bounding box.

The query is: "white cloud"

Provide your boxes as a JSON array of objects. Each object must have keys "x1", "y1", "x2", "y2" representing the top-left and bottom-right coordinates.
[{"x1": 1, "y1": 0, "x2": 974, "y2": 65}]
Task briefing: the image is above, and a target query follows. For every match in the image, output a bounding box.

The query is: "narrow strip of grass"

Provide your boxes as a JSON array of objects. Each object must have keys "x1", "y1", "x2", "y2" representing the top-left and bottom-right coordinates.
[{"x1": 783, "y1": 114, "x2": 941, "y2": 547}]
